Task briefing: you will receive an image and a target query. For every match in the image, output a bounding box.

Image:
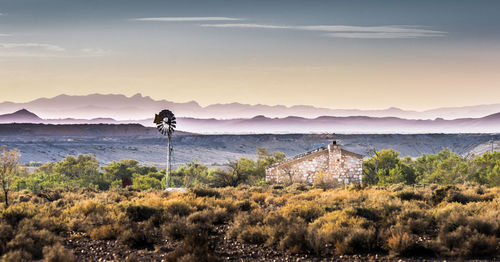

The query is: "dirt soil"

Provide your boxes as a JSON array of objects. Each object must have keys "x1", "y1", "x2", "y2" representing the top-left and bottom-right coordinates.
[{"x1": 63, "y1": 226, "x2": 497, "y2": 262}]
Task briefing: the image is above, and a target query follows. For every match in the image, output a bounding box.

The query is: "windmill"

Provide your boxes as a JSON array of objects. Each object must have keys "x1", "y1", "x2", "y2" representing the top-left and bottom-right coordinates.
[{"x1": 154, "y1": 109, "x2": 176, "y2": 190}]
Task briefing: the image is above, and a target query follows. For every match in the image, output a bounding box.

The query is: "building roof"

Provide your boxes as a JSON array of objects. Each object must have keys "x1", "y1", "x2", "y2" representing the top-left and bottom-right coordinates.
[{"x1": 267, "y1": 144, "x2": 362, "y2": 169}]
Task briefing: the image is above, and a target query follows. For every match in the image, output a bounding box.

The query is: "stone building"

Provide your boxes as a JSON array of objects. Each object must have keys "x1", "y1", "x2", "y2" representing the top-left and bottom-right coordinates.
[{"x1": 265, "y1": 141, "x2": 363, "y2": 185}]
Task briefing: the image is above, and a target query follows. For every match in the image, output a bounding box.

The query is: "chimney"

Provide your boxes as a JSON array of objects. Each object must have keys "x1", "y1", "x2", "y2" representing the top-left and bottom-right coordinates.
[{"x1": 328, "y1": 141, "x2": 340, "y2": 152}]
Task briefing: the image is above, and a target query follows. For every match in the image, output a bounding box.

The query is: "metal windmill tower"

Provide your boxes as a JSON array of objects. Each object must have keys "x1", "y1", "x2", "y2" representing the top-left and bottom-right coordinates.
[{"x1": 154, "y1": 109, "x2": 176, "y2": 190}]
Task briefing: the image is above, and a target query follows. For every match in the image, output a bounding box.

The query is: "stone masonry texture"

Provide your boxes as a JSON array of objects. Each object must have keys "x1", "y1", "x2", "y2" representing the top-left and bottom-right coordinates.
[{"x1": 266, "y1": 142, "x2": 363, "y2": 185}]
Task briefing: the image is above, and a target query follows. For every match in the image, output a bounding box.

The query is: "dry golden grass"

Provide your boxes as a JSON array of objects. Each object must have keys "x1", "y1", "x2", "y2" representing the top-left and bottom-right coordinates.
[{"x1": 0, "y1": 184, "x2": 498, "y2": 260}]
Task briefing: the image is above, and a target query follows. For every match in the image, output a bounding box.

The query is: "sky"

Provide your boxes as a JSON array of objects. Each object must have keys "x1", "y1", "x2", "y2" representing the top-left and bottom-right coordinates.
[{"x1": 0, "y1": 0, "x2": 499, "y2": 110}]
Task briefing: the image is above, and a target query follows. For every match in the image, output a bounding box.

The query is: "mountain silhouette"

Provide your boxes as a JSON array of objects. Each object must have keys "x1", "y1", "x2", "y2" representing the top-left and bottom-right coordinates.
[
  {"x1": 0, "y1": 109, "x2": 42, "y2": 123},
  {"x1": 1, "y1": 93, "x2": 500, "y2": 120}
]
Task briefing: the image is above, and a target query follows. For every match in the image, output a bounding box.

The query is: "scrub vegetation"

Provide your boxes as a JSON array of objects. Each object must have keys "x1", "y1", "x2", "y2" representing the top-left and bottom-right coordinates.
[{"x1": 0, "y1": 146, "x2": 499, "y2": 261}]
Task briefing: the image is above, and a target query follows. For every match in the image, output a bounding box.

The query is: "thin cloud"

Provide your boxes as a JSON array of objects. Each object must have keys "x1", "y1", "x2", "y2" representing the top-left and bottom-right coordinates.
[
  {"x1": 200, "y1": 23, "x2": 289, "y2": 29},
  {"x1": 0, "y1": 43, "x2": 65, "y2": 51},
  {"x1": 0, "y1": 34, "x2": 11, "y2": 37},
  {"x1": 133, "y1": 17, "x2": 242, "y2": 22},
  {"x1": 80, "y1": 48, "x2": 111, "y2": 56},
  {"x1": 324, "y1": 32, "x2": 443, "y2": 39},
  {"x1": 200, "y1": 23, "x2": 446, "y2": 39}
]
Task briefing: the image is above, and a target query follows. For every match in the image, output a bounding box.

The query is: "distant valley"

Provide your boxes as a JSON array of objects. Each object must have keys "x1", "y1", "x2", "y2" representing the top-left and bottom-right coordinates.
[{"x1": 0, "y1": 123, "x2": 498, "y2": 167}]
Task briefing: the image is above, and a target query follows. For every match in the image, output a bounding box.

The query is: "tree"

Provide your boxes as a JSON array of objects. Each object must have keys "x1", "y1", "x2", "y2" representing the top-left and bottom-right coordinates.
[
  {"x1": 53, "y1": 154, "x2": 105, "y2": 189},
  {"x1": 132, "y1": 173, "x2": 163, "y2": 190},
  {"x1": 0, "y1": 146, "x2": 20, "y2": 207},
  {"x1": 257, "y1": 148, "x2": 285, "y2": 168},
  {"x1": 417, "y1": 149, "x2": 469, "y2": 185},
  {"x1": 54, "y1": 154, "x2": 99, "y2": 178},
  {"x1": 103, "y1": 159, "x2": 139, "y2": 180},
  {"x1": 469, "y1": 151, "x2": 500, "y2": 186},
  {"x1": 210, "y1": 158, "x2": 256, "y2": 187},
  {"x1": 172, "y1": 161, "x2": 209, "y2": 187},
  {"x1": 363, "y1": 149, "x2": 400, "y2": 185}
]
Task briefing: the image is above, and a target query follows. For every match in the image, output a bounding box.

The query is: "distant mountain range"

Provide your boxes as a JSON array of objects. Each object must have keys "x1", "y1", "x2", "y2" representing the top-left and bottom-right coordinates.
[
  {"x1": 1, "y1": 109, "x2": 499, "y2": 134},
  {"x1": 2, "y1": 93, "x2": 500, "y2": 120}
]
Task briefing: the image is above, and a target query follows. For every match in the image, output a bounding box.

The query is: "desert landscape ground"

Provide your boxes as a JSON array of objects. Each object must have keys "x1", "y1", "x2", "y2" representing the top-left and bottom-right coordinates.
[
  {"x1": 0, "y1": 122, "x2": 499, "y2": 261},
  {"x1": 1, "y1": 184, "x2": 499, "y2": 261},
  {"x1": 1, "y1": 124, "x2": 498, "y2": 167},
  {"x1": 2, "y1": 0, "x2": 500, "y2": 260}
]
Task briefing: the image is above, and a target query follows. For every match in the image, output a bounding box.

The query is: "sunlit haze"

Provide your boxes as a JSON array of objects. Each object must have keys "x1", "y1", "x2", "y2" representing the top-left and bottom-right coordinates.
[{"x1": 1, "y1": 0, "x2": 499, "y2": 110}]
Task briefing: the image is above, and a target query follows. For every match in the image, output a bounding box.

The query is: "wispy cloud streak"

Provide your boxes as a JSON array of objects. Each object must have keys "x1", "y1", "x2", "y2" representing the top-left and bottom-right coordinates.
[
  {"x1": 80, "y1": 48, "x2": 112, "y2": 56},
  {"x1": 0, "y1": 43, "x2": 65, "y2": 51},
  {"x1": 200, "y1": 23, "x2": 288, "y2": 29},
  {"x1": 133, "y1": 17, "x2": 242, "y2": 22},
  {"x1": 200, "y1": 23, "x2": 446, "y2": 38}
]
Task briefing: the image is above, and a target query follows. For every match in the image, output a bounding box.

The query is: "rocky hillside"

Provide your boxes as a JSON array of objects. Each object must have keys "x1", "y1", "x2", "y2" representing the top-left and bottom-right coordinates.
[{"x1": 0, "y1": 125, "x2": 497, "y2": 166}]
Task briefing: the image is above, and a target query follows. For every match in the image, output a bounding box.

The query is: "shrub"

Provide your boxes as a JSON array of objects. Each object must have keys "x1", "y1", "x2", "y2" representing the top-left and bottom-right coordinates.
[
  {"x1": 468, "y1": 217, "x2": 496, "y2": 235},
  {"x1": 313, "y1": 172, "x2": 339, "y2": 190},
  {"x1": 118, "y1": 222, "x2": 158, "y2": 249},
  {"x1": 387, "y1": 232, "x2": 437, "y2": 257},
  {"x1": 42, "y1": 242, "x2": 75, "y2": 262},
  {"x1": 162, "y1": 217, "x2": 189, "y2": 241},
  {"x1": 431, "y1": 186, "x2": 457, "y2": 205},
  {"x1": 250, "y1": 192, "x2": 268, "y2": 205},
  {"x1": 166, "y1": 222, "x2": 217, "y2": 262},
  {"x1": 212, "y1": 207, "x2": 229, "y2": 224},
  {"x1": 227, "y1": 209, "x2": 265, "y2": 239},
  {"x1": 347, "y1": 207, "x2": 380, "y2": 222},
  {"x1": 463, "y1": 233, "x2": 498, "y2": 257},
  {"x1": 398, "y1": 209, "x2": 434, "y2": 234},
  {"x1": 126, "y1": 205, "x2": 159, "y2": 222},
  {"x1": 396, "y1": 191, "x2": 423, "y2": 201},
  {"x1": 165, "y1": 200, "x2": 194, "y2": 217},
  {"x1": 438, "y1": 225, "x2": 472, "y2": 253},
  {"x1": 6, "y1": 226, "x2": 59, "y2": 259},
  {"x1": 278, "y1": 218, "x2": 309, "y2": 253},
  {"x1": 335, "y1": 228, "x2": 376, "y2": 255},
  {"x1": 281, "y1": 201, "x2": 324, "y2": 223},
  {"x1": 187, "y1": 209, "x2": 215, "y2": 225},
  {"x1": 0, "y1": 223, "x2": 13, "y2": 255},
  {"x1": 236, "y1": 199, "x2": 253, "y2": 212},
  {"x1": 190, "y1": 186, "x2": 220, "y2": 198},
  {"x1": 445, "y1": 191, "x2": 482, "y2": 204},
  {"x1": 238, "y1": 226, "x2": 267, "y2": 244},
  {"x1": 90, "y1": 224, "x2": 123, "y2": 240},
  {"x1": 1, "y1": 203, "x2": 35, "y2": 226},
  {"x1": 1, "y1": 250, "x2": 32, "y2": 262}
]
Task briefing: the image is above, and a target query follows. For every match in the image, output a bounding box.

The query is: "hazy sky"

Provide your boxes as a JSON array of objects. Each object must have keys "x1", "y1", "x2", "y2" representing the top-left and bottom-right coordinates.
[{"x1": 0, "y1": 0, "x2": 499, "y2": 110}]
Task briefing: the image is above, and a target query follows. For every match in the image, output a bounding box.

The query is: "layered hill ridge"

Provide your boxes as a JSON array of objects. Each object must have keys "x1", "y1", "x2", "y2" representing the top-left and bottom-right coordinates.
[
  {"x1": 2, "y1": 93, "x2": 500, "y2": 120},
  {"x1": 0, "y1": 109, "x2": 499, "y2": 134}
]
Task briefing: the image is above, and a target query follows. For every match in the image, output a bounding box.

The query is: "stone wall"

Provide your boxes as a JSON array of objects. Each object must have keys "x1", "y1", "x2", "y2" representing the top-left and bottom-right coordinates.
[
  {"x1": 266, "y1": 149, "x2": 329, "y2": 184},
  {"x1": 266, "y1": 143, "x2": 362, "y2": 185}
]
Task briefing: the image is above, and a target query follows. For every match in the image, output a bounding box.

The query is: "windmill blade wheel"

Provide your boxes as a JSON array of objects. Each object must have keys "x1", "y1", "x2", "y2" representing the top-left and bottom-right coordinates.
[{"x1": 154, "y1": 109, "x2": 176, "y2": 136}]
